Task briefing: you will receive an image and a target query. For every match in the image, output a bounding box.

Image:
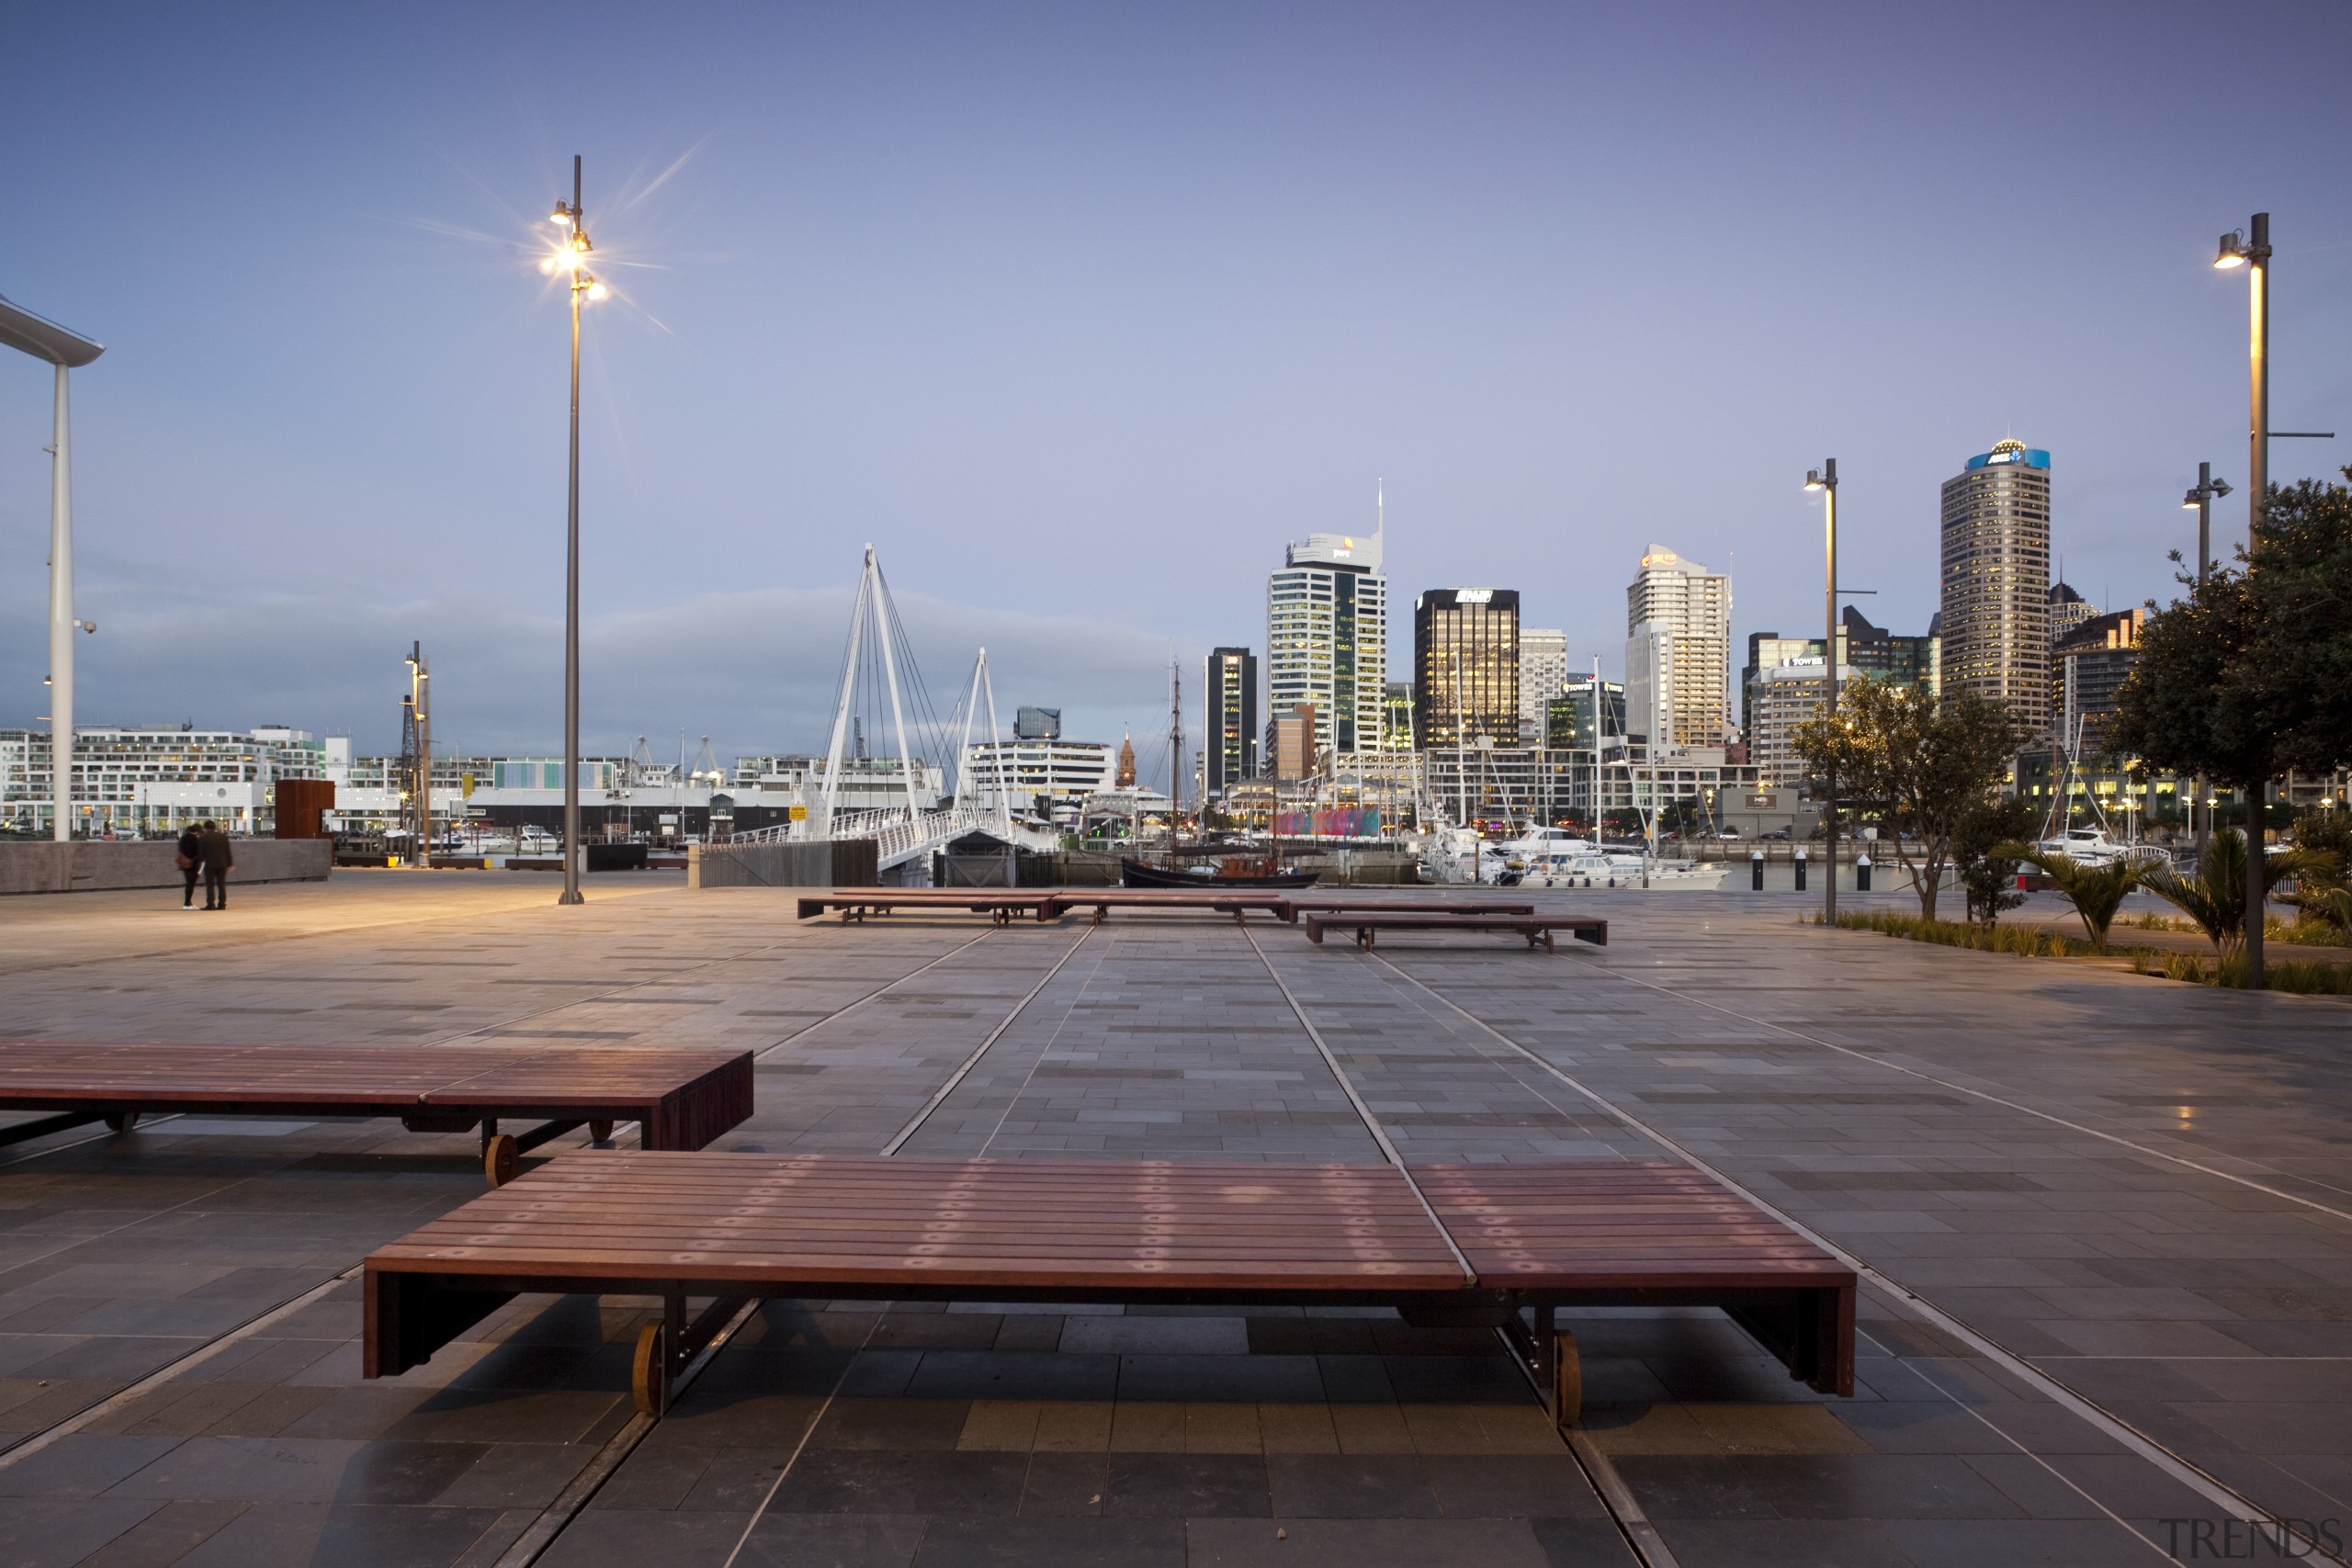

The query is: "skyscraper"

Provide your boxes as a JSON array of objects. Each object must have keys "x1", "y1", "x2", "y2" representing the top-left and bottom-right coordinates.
[
  {"x1": 1203, "y1": 647, "x2": 1259, "y2": 795},
  {"x1": 1742, "y1": 609, "x2": 1939, "y2": 732},
  {"x1": 1623, "y1": 544, "x2": 1731, "y2": 750},
  {"x1": 1413, "y1": 589, "x2": 1521, "y2": 750},
  {"x1": 1518, "y1": 627, "x2": 1568, "y2": 744},
  {"x1": 1939, "y1": 440, "x2": 2052, "y2": 732},
  {"x1": 1266, "y1": 522, "x2": 1386, "y2": 757}
]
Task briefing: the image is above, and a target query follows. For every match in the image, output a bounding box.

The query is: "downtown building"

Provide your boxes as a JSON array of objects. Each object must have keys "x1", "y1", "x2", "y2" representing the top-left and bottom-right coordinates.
[
  {"x1": 1203, "y1": 647, "x2": 1259, "y2": 796},
  {"x1": 1939, "y1": 440, "x2": 2052, "y2": 733},
  {"x1": 1623, "y1": 544, "x2": 1732, "y2": 750},
  {"x1": 1518, "y1": 627, "x2": 1568, "y2": 744},
  {"x1": 1741, "y1": 608, "x2": 1940, "y2": 784},
  {"x1": 1412, "y1": 588, "x2": 1521, "y2": 750},
  {"x1": 1266, "y1": 526, "x2": 1386, "y2": 758}
]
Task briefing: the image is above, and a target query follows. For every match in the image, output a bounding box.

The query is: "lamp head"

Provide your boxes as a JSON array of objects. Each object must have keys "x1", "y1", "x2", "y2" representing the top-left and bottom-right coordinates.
[
  {"x1": 550, "y1": 205, "x2": 571, "y2": 226},
  {"x1": 1803, "y1": 469, "x2": 1824, "y2": 491},
  {"x1": 2213, "y1": 230, "x2": 2247, "y2": 269},
  {"x1": 2211, "y1": 477, "x2": 2232, "y2": 497}
]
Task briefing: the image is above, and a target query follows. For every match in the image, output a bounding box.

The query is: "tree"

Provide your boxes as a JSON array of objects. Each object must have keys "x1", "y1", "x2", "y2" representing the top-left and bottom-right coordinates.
[
  {"x1": 1955, "y1": 796, "x2": 2036, "y2": 926},
  {"x1": 2005, "y1": 849, "x2": 2145, "y2": 950},
  {"x1": 2110, "y1": 469, "x2": 2352, "y2": 984},
  {"x1": 2139, "y1": 830, "x2": 2330, "y2": 964},
  {"x1": 1791, "y1": 681, "x2": 2019, "y2": 920}
]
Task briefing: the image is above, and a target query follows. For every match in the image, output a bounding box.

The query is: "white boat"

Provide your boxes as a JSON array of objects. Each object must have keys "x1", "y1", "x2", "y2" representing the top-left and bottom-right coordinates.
[
  {"x1": 2036, "y1": 827, "x2": 2166, "y2": 868},
  {"x1": 1518, "y1": 849, "x2": 1728, "y2": 890}
]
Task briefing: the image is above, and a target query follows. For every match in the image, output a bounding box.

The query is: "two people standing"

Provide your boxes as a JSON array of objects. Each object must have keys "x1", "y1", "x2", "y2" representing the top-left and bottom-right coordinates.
[{"x1": 174, "y1": 821, "x2": 233, "y2": 910}]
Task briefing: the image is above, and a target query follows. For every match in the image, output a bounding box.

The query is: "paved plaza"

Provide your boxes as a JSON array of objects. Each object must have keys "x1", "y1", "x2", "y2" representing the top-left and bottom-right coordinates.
[{"x1": 1, "y1": 870, "x2": 2348, "y2": 1567}]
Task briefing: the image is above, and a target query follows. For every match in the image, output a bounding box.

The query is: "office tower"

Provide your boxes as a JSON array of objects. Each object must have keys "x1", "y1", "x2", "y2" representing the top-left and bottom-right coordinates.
[
  {"x1": 1623, "y1": 544, "x2": 1732, "y2": 750},
  {"x1": 1412, "y1": 589, "x2": 1521, "y2": 750},
  {"x1": 1939, "y1": 440, "x2": 2052, "y2": 732},
  {"x1": 1519, "y1": 627, "x2": 1568, "y2": 743},
  {"x1": 1742, "y1": 609, "x2": 1940, "y2": 732},
  {"x1": 1203, "y1": 647, "x2": 1259, "y2": 795},
  {"x1": 2045, "y1": 583, "x2": 2092, "y2": 725},
  {"x1": 1547, "y1": 672, "x2": 1625, "y2": 750},
  {"x1": 2054, "y1": 608, "x2": 2145, "y2": 751},
  {"x1": 1267, "y1": 524, "x2": 1386, "y2": 756},
  {"x1": 1014, "y1": 705, "x2": 1062, "y2": 741},
  {"x1": 1381, "y1": 682, "x2": 1416, "y2": 751}
]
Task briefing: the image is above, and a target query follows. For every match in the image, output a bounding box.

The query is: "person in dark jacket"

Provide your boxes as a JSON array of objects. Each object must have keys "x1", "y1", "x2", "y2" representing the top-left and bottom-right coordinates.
[
  {"x1": 198, "y1": 821, "x2": 234, "y2": 910},
  {"x1": 175, "y1": 823, "x2": 203, "y2": 909}
]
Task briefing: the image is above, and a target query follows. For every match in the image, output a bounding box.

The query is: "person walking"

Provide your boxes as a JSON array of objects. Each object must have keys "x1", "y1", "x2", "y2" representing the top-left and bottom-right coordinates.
[
  {"x1": 175, "y1": 821, "x2": 203, "y2": 909},
  {"x1": 198, "y1": 820, "x2": 234, "y2": 910}
]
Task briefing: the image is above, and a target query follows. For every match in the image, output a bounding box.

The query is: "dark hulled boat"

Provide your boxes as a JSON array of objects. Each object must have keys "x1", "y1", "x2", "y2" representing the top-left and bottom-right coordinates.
[{"x1": 1119, "y1": 857, "x2": 1319, "y2": 890}]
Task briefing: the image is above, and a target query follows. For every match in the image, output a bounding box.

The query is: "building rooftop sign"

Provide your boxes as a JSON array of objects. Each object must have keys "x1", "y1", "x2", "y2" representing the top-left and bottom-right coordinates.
[{"x1": 1965, "y1": 440, "x2": 2051, "y2": 471}]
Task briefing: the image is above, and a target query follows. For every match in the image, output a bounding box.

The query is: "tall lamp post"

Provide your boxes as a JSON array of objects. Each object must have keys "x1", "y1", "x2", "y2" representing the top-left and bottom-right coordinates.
[
  {"x1": 2179, "y1": 463, "x2": 2231, "y2": 861},
  {"x1": 0, "y1": 295, "x2": 106, "y2": 843},
  {"x1": 547, "y1": 158, "x2": 607, "y2": 906},
  {"x1": 1803, "y1": 458, "x2": 1839, "y2": 921}
]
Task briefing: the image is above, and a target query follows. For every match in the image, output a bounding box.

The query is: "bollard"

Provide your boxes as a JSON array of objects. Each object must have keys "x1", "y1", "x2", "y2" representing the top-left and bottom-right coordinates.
[
  {"x1": 1856, "y1": 854, "x2": 1871, "y2": 893},
  {"x1": 1793, "y1": 850, "x2": 1807, "y2": 893},
  {"x1": 1750, "y1": 850, "x2": 1765, "y2": 891}
]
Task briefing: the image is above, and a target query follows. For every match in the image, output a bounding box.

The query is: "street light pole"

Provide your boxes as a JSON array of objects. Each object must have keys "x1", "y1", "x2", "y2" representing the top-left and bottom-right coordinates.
[
  {"x1": 2178, "y1": 463, "x2": 2232, "y2": 862},
  {"x1": 2215, "y1": 215, "x2": 2273, "y2": 983},
  {"x1": 1804, "y1": 459, "x2": 1839, "y2": 922},
  {"x1": 0, "y1": 296, "x2": 105, "y2": 843},
  {"x1": 549, "y1": 157, "x2": 605, "y2": 906}
]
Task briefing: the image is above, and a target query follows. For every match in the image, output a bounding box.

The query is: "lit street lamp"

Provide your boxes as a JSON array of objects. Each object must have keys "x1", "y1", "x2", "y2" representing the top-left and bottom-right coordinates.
[
  {"x1": 2179, "y1": 463, "x2": 2231, "y2": 860},
  {"x1": 2212, "y1": 214, "x2": 2333, "y2": 986},
  {"x1": 546, "y1": 157, "x2": 607, "y2": 906},
  {"x1": 0, "y1": 294, "x2": 105, "y2": 843},
  {"x1": 1803, "y1": 458, "x2": 1839, "y2": 921}
]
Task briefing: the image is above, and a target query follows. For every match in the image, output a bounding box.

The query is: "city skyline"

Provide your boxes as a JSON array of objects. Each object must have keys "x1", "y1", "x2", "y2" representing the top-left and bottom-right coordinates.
[{"x1": 3, "y1": 5, "x2": 2346, "y2": 757}]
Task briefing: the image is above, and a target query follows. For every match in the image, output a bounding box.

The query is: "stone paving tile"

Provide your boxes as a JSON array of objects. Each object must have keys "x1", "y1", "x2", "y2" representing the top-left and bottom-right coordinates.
[{"x1": 4, "y1": 879, "x2": 2350, "y2": 1563}]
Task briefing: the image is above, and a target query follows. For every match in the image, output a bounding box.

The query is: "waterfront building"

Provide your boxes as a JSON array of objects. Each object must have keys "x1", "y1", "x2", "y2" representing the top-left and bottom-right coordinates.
[
  {"x1": 1380, "y1": 682, "x2": 1415, "y2": 751},
  {"x1": 1624, "y1": 545, "x2": 1732, "y2": 750},
  {"x1": 1272, "y1": 705, "x2": 1317, "y2": 783},
  {"x1": 1204, "y1": 647, "x2": 1258, "y2": 794},
  {"x1": 1014, "y1": 705, "x2": 1061, "y2": 741},
  {"x1": 960, "y1": 739, "x2": 1115, "y2": 818},
  {"x1": 1740, "y1": 609, "x2": 1940, "y2": 738},
  {"x1": 1424, "y1": 742, "x2": 1760, "y2": 831},
  {"x1": 2054, "y1": 607, "x2": 2145, "y2": 752},
  {"x1": 1518, "y1": 627, "x2": 1568, "y2": 744},
  {"x1": 1266, "y1": 525, "x2": 1386, "y2": 757},
  {"x1": 1747, "y1": 661, "x2": 1859, "y2": 786},
  {"x1": 1546, "y1": 673, "x2": 1625, "y2": 750},
  {"x1": 0, "y1": 725, "x2": 331, "y2": 837},
  {"x1": 1940, "y1": 439, "x2": 2052, "y2": 732},
  {"x1": 1412, "y1": 588, "x2": 1521, "y2": 750}
]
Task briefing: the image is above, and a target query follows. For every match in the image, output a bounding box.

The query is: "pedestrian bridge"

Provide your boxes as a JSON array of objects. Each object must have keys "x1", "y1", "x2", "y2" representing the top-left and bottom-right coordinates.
[{"x1": 729, "y1": 804, "x2": 1058, "y2": 874}]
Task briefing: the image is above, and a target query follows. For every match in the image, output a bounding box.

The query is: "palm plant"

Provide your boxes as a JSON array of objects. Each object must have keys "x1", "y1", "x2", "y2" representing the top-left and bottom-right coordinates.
[
  {"x1": 2002, "y1": 847, "x2": 2146, "y2": 951},
  {"x1": 2139, "y1": 830, "x2": 2326, "y2": 960}
]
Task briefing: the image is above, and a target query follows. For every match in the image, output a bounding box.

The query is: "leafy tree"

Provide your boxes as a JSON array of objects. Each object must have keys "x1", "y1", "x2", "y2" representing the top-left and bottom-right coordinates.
[
  {"x1": 2110, "y1": 470, "x2": 2352, "y2": 983},
  {"x1": 1954, "y1": 797, "x2": 2036, "y2": 926},
  {"x1": 1791, "y1": 681, "x2": 2019, "y2": 920}
]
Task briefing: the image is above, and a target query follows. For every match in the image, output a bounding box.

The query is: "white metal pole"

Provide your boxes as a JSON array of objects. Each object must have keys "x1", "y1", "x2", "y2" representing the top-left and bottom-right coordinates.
[
  {"x1": 872, "y1": 563, "x2": 922, "y2": 829},
  {"x1": 817, "y1": 553, "x2": 872, "y2": 839},
  {"x1": 49, "y1": 365, "x2": 73, "y2": 841}
]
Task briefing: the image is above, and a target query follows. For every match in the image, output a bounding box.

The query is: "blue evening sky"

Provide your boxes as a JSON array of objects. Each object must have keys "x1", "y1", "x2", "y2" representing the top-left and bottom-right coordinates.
[{"x1": 2, "y1": 2, "x2": 2346, "y2": 762}]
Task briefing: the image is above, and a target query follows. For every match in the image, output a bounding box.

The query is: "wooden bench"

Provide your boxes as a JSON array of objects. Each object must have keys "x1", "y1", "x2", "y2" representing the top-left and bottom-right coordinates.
[
  {"x1": 797, "y1": 891, "x2": 1062, "y2": 924},
  {"x1": 363, "y1": 1153, "x2": 1852, "y2": 1421},
  {"x1": 1303, "y1": 912, "x2": 1609, "y2": 951},
  {"x1": 1036, "y1": 889, "x2": 1291, "y2": 923},
  {"x1": 1271, "y1": 897, "x2": 1536, "y2": 924},
  {"x1": 0, "y1": 1043, "x2": 752, "y2": 1185}
]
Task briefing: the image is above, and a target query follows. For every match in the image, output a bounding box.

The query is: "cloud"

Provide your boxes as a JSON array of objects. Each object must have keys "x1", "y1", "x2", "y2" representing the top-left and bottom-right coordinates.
[{"x1": 11, "y1": 581, "x2": 1185, "y2": 762}]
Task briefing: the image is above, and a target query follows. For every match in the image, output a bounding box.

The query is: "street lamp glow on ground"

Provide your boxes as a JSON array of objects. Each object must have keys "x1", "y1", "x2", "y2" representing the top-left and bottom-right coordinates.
[
  {"x1": 0, "y1": 294, "x2": 105, "y2": 843},
  {"x1": 1803, "y1": 458, "x2": 1838, "y2": 922},
  {"x1": 545, "y1": 157, "x2": 605, "y2": 907}
]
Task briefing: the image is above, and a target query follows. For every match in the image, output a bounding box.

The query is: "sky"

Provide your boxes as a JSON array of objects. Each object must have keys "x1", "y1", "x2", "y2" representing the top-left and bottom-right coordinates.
[{"x1": 3, "y1": 1, "x2": 2347, "y2": 766}]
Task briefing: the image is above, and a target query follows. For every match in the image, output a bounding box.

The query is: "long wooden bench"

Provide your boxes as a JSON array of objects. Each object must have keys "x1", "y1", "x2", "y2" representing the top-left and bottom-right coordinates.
[
  {"x1": 1038, "y1": 889, "x2": 1291, "y2": 923},
  {"x1": 1304, "y1": 912, "x2": 1609, "y2": 951},
  {"x1": 363, "y1": 1153, "x2": 1852, "y2": 1420},
  {"x1": 0, "y1": 1043, "x2": 752, "y2": 1185},
  {"x1": 1271, "y1": 897, "x2": 1536, "y2": 924},
  {"x1": 797, "y1": 891, "x2": 1064, "y2": 924}
]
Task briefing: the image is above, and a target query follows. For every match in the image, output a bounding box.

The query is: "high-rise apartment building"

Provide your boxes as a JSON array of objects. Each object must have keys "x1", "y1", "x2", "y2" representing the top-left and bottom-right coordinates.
[
  {"x1": 1413, "y1": 589, "x2": 1521, "y2": 750},
  {"x1": 1939, "y1": 440, "x2": 2052, "y2": 731},
  {"x1": 2054, "y1": 608, "x2": 2145, "y2": 752},
  {"x1": 1518, "y1": 627, "x2": 1568, "y2": 744},
  {"x1": 1203, "y1": 647, "x2": 1259, "y2": 795},
  {"x1": 1267, "y1": 526, "x2": 1386, "y2": 756},
  {"x1": 1547, "y1": 673, "x2": 1626, "y2": 750},
  {"x1": 1623, "y1": 544, "x2": 1731, "y2": 750}
]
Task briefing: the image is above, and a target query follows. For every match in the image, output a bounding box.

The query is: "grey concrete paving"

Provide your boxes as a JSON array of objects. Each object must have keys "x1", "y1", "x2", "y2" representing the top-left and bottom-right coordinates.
[{"x1": 0, "y1": 871, "x2": 2345, "y2": 1565}]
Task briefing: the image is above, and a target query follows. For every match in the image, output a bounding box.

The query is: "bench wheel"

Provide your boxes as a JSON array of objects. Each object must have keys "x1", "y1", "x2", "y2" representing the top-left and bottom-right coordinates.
[
  {"x1": 632, "y1": 1321, "x2": 669, "y2": 1416},
  {"x1": 588, "y1": 1119, "x2": 615, "y2": 1146},
  {"x1": 1553, "y1": 1328, "x2": 1581, "y2": 1428},
  {"x1": 483, "y1": 1133, "x2": 520, "y2": 1187},
  {"x1": 104, "y1": 1111, "x2": 140, "y2": 1134}
]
